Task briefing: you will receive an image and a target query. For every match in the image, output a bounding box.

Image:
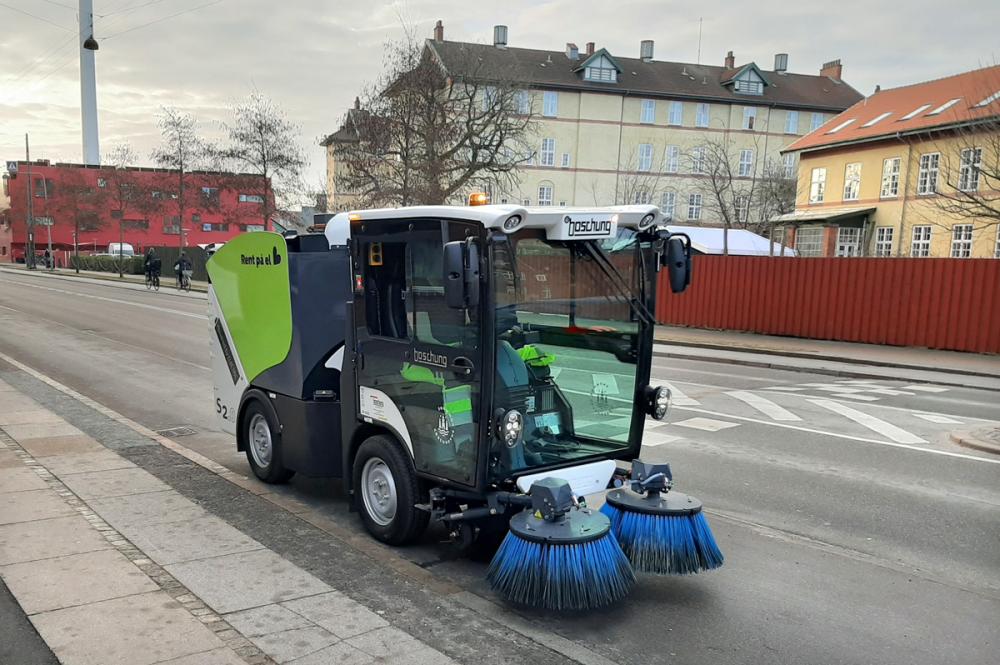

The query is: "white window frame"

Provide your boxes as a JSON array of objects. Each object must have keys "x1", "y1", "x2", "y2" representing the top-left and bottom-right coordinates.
[
  {"x1": 843, "y1": 162, "x2": 861, "y2": 201},
  {"x1": 560, "y1": 152, "x2": 571, "y2": 168},
  {"x1": 516, "y1": 90, "x2": 531, "y2": 115},
  {"x1": 640, "y1": 99, "x2": 656, "y2": 124},
  {"x1": 661, "y1": 191, "x2": 676, "y2": 220},
  {"x1": 783, "y1": 153, "x2": 796, "y2": 179},
  {"x1": 880, "y1": 158, "x2": 901, "y2": 198},
  {"x1": 836, "y1": 227, "x2": 861, "y2": 257},
  {"x1": 634, "y1": 190, "x2": 651, "y2": 204},
  {"x1": 482, "y1": 86, "x2": 497, "y2": 112},
  {"x1": 959, "y1": 147, "x2": 982, "y2": 192},
  {"x1": 537, "y1": 184, "x2": 553, "y2": 206},
  {"x1": 874, "y1": 227, "x2": 895, "y2": 257},
  {"x1": 540, "y1": 138, "x2": 556, "y2": 167},
  {"x1": 637, "y1": 143, "x2": 653, "y2": 172},
  {"x1": 668, "y1": 101, "x2": 683, "y2": 126},
  {"x1": 784, "y1": 110, "x2": 799, "y2": 134},
  {"x1": 690, "y1": 146, "x2": 706, "y2": 174},
  {"x1": 910, "y1": 225, "x2": 932, "y2": 257},
  {"x1": 542, "y1": 91, "x2": 558, "y2": 117},
  {"x1": 735, "y1": 194, "x2": 750, "y2": 224},
  {"x1": 809, "y1": 168, "x2": 826, "y2": 204},
  {"x1": 810, "y1": 113, "x2": 824, "y2": 131},
  {"x1": 695, "y1": 103, "x2": 710, "y2": 127},
  {"x1": 742, "y1": 106, "x2": 757, "y2": 130},
  {"x1": 738, "y1": 149, "x2": 754, "y2": 177},
  {"x1": 795, "y1": 227, "x2": 824, "y2": 257},
  {"x1": 995, "y1": 225, "x2": 1000, "y2": 259},
  {"x1": 664, "y1": 145, "x2": 680, "y2": 173},
  {"x1": 951, "y1": 224, "x2": 973, "y2": 258},
  {"x1": 917, "y1": 153, "x2": 940, "y2": 195},
  {"x1": 687, "y1": 193, "x2": 702, "y2": 220}
]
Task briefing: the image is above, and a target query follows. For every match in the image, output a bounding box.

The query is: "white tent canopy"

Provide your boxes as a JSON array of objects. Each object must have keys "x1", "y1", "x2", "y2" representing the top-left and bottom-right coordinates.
[{"x1": 665, "y1": 225, "x2": 796, "y2": 256}]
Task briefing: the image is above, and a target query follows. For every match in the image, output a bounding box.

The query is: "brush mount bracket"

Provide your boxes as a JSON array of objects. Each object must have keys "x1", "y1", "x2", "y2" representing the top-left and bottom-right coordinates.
[
  {"x1": 606, "y1": 487, "x2": 703, "y2": 516},
  {"x1": 528, "y1": 477, "x2": 576, "y2": 521},
  {"x1": 629, "y1": 460, "x2": 673, "y2": 495},
  {"x1": 508, "y1": 505, "x2": 611, "y2": 545}
]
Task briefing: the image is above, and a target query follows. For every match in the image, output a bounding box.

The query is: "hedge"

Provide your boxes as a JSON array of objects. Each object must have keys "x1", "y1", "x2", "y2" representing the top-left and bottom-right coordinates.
[{"x1": 70, "y1": 255, "x2": 145, "y2": 274}]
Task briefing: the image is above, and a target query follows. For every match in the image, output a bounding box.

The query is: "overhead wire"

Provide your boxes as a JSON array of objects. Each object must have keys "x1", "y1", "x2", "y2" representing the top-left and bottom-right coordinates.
[
  {"x1": 104, "y1": 0, "x2": 224, "y2": 40},
  {"x1": 0, "y1": 1, "x2": 74, "y2": 31}
]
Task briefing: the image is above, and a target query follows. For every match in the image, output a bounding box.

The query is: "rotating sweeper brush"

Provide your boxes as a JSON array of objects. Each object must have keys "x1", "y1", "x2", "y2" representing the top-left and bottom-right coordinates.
[{"x1": 602, "y1": 460, "x2": 724, "y2": 575}]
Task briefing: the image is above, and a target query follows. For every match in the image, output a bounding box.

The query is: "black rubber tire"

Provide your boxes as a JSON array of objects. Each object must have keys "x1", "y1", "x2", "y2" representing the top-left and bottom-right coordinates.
[
  {"x1": 353, "y1": 435, "x2": 429, "y2": 545},
  {"x1": 243, "y1": 400, "x2": 295, "y2": 484}
]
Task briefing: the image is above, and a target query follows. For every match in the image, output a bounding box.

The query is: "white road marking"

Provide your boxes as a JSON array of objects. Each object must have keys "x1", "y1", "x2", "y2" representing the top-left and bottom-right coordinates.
[
  {"x1": 905, "y1": 385, "x2": 951, "y2": 393},
  {"x1": 726, "y1": 391, "x2": 802, "y2": 421},
  {"x1": 662, "y1": 382, "x2": 700, "y2": 406},
  {"x1": 672, "y1": 417, "x2": 740, "y2": 432},
  {"x1": 828, "y1": 394, "x2": 880, "y2": 402},
  {"x1": 865, "y1": 387, "x2": 915, "y2": 396},
  {"x1": 813, "y1": 386, "x2": 867, "y2": 394},
  {"x1": 643, "y1": 432, "x2": 681, "y2": 447},
  {"x1": 912, "y1": 412, "x2": 962, "y2": 425},
  {"x1": 765, "y1": 386, "x2": 805, "y2": 392},
  {"x1": 808, "y1": 399, "x2": 926, "y2": 444},
  {"x1": 1, "y1": 279, "x2": 204, "y2": 319}
]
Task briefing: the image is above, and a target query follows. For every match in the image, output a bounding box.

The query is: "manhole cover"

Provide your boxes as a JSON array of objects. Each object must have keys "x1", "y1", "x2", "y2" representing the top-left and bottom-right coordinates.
[{"x1": 156, "y1": 426, "x2": 197, "y2": 438}]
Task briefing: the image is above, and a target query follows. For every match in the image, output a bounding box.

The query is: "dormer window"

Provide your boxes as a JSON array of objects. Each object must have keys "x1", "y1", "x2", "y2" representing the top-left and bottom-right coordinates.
[
  {"x1": 729, "y1": 66, "x2": 766, "y2": 96},
  {"x1": 735, "y1": 79, "x2": 763, "y2": 95},
  {"x1": 578, "y1": 52, "x2": 620, "y2": 83},
  {"x1": 585, "y1": 65, "x2": 616, "y2": 82}
]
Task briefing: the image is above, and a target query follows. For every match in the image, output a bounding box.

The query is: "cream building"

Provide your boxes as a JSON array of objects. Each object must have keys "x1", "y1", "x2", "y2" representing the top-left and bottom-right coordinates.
[{"x1": 325, "y1": 23, "x2": 862, "y2": 223}]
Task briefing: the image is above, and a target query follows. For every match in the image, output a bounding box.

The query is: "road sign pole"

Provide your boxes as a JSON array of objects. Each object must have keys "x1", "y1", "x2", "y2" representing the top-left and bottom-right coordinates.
[{"x1": 25, "y1": 134, "x2": 35, "y2": 270}]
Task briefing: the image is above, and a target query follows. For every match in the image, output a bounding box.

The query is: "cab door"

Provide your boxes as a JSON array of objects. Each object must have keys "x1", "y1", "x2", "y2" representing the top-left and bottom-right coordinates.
[{"x1": 353, "y1": 218, "x2": 483, "y2": 487}]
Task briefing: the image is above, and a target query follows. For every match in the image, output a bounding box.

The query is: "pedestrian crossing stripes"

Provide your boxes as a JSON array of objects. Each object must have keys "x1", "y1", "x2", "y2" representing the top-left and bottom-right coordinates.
[
  {"x1": 808, "y1": 399, "x2": 927, "y2": 444},
  {"x1": 726, "y1": 391, "x2": 802, "y2": 421}
]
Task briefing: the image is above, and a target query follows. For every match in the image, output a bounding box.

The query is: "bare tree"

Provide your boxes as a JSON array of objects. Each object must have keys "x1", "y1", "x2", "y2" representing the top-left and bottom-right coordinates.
[
  {"x1": 615, "y1": 145, "x2": 668, "y2": 205},
  {"x1": 103, "y1": 143, "x2": 156, "y2": 276},
  {"x1": 220, "y1": 92, "x2": 306, "y2": 227},
  {"x1": 39, "y1": 169, "x2": 108, "y2": 272},
  {"x1": 339, "y1": 32, "x2": 534, "y2": 206},
  {"x1": 755, "y1": 157, "x2": 797, "y2": 255},
  {"x1": 923, "y1": 118, "x2": 999, "y2": 231},
  {"x1": 151, "y1": 108, "x2": 209, "y2": 251}
]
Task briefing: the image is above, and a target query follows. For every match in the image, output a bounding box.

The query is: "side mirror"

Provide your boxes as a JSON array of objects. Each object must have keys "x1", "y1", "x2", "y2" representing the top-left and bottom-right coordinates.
[
  {"x1": 661, "y1": 233, "x2": 692, "y2": 294},
  {"x1": 443, "y1": 240, "x2": 480, "y2": 308}
]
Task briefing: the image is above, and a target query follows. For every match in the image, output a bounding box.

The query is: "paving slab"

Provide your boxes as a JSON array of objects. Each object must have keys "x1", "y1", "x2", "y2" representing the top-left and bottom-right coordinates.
[
  {"x1": 287, "y1": 642, "x2": 373, "y2": 665},
  {"x1": 249, "y1": 626, "x2": 340, "y2": 663},
  {"x1": 224, "y1": 603, "x2": 313, "y2": 637},
  {"x1": 0, "y1": 449, "x2": 23, "y2": 468},
  {"x1": 165, "y1": 549, "x2": 331, "y2": 614},
  {"x1": 0, "y1": 395, "x2": 42, "y2": 414},
  {"x1": 89, "y1": 490, "x2": 207, "y2": 528},
  {"x1": 281, "y1": 591, "x2": 389, "y2": 640},
  {"x1": 119, "y1": 514, "x2": 263, "y2": 565},
  {"x1": 31, "y1": 590, "x2": 226, "y2": 665},
  {"x1": 40, "y1": 450, "x2": 137, "y2": 476},
  {"x1": 60, "y1": 467, "x2": 171, "y2": 500},
  {"x1": 348, "y1": 626, "x2": 455, "y2": 665},
  {"x1": 152, "y1": 647, "x2": 247, "y2": 665},
  {"x1": 2, "y1": 421, "x2": 84, "y2": 441},
  {"x1": 19, "y1": 434, "x2": 104, "y2": 458},
  {"x1": 0, "y1": 488, "x2": 76, "y2": 525},
  {"x1": 0, "y1": 515, "x2": 110, "y2": 565},
  {"x1": 0, "y1": 409, "x2": 65, "y2": 426},
  {"x1": 0, "y1": 549, "x2": 158, "y2": 614},
  {"x1": 0, "y1": 465, "x2": 50, "y2": 493}
]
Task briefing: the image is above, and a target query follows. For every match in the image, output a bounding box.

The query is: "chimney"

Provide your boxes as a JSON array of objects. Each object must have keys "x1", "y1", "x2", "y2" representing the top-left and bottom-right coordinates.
[
  {"x1": 566, "y1": 42, "x2": 579, "y2": 60},
  {"x1": 433, "y1": 20, "x2": 443, "y2": 42},
  {"x1": 353, "y1": 96, "x2": 360, "y2": 110},
  {"x1": 724, "y1": 50, "x2": 735, "y2": 69},
  {"x1": 640, "y1": 40, "x2": 654, "y2": 62},
  {"x1": 585, "y1": 42, "x2": 595, "y2": 56},
  {"x1": 493, "y1": 25, "x2": 508, "y2": 48},
  {"x1": 874, "y1": 84, "x2": 881, "y2": 94},
  {"x1": 774, "y1": 53, "x2": 788, "y2": 73},
  {"x1": 820, "y1": 59, "x2": 842, "y2": 81}
]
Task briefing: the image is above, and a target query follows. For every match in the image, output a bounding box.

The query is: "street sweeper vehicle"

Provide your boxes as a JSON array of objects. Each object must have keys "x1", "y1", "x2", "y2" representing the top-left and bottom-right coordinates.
[{"x1": 206, "y1": 203, "x2": 722, "y2": 610}]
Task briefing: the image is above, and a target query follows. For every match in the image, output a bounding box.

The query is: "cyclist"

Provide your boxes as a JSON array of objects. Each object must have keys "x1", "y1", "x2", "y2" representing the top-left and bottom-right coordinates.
[
  {"x1": 174, "y1": 252, "x2": 193, "y2": 289},
  {"x1": 144, "y1": 249, "x2": 161, "y2": 289}
]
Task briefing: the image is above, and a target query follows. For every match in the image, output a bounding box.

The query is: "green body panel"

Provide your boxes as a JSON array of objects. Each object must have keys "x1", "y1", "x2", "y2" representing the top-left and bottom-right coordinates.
[{"x1": 207, "y1": 232, "x2": 292, "y2": 382}]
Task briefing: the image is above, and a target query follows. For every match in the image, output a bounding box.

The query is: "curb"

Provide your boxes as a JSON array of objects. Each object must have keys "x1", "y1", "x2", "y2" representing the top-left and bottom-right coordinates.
[
  {"x1": 655, "y1": 337, "x2": 999, "y2": 380},
  {"x1": 950, "y1": 429, "x2": 1000, "y2": 456},
  {"x1": 0, "y1": 267, "x2": 208, "y2": 297},
  {"x1": 653, "y1": 348, "x2": 1000, "y2": 392}
]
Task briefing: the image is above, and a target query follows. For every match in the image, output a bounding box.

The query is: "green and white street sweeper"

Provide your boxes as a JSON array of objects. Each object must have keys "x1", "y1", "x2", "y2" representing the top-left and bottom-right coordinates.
[{"x1": 207, "y1": 203, "x2": 722, "y2": 610}]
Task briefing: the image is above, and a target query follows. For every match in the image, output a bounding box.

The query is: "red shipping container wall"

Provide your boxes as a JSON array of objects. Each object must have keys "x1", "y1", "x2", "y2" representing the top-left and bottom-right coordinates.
[{"x1": 656, "y1": 256, "x2": 1000, "y2": 354}]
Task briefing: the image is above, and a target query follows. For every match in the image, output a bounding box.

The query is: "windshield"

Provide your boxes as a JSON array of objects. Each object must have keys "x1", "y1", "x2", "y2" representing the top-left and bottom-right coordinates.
[{"x1": 489, "y1": 227, "x2": 645, "y2": 483}]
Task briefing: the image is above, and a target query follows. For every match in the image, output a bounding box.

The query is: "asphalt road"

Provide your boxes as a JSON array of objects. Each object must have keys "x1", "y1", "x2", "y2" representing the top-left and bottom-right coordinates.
[{"x1": 1, "y1": 269, "x2": 998, "y2": 665}]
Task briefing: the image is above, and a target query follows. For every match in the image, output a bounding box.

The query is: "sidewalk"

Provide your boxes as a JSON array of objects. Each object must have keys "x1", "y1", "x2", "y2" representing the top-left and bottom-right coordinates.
[
  {"x1": 1, "y1": 263, "x2": 209, "y2": 293},
  {"x1": 0, "y1": 376, "x2": 456, "y2": 665}
]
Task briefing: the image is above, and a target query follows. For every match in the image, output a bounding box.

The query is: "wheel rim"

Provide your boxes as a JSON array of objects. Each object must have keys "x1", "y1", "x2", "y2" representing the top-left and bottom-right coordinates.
[
  {"x1": 248, "y1": 414, "x2": 273, "y2": 468},
  {"x1": 360, "y1": 457, "x2": 397, "y2": 526}
]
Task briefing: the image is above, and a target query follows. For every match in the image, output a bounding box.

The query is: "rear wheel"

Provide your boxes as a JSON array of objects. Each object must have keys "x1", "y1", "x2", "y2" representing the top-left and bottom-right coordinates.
[
  {"x1": 353, "y1": 435, "x2": 428, "y2": 545},
  {"x1": 243, "y1": 400, "x2": 294, "y2": 484}
]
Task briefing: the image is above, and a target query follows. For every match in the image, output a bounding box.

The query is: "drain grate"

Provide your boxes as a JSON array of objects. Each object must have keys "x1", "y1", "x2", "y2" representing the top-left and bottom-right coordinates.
[{"x1": 156, "y1": 425, "x2": 198, "y2": 438}]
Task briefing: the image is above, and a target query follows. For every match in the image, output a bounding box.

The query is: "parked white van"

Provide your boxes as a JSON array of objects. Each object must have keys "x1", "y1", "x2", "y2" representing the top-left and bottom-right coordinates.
[{"x1": 106, "y1": 243, "x2": 135, "y2": 257}]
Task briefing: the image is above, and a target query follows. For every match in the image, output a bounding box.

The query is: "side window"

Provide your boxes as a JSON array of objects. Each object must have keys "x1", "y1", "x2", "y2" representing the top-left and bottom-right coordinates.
[
  {"x1": 363, "y1": 241, "x2": 408, "y2": 339},
  {"x1": 410, "y1": 225, "x2": 479, "y2": 349}
]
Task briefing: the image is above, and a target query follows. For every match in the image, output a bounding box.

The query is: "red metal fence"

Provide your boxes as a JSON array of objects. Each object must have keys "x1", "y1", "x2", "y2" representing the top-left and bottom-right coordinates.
[{"x1": 656, "y1": 256, "x2": 1000, "y2": 354}]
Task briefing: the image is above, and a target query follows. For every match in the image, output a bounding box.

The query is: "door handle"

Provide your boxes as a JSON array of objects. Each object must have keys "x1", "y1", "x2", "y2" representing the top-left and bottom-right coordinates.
[{"x1": 451, "y1": 356, "x2": 475, "y2": 376}]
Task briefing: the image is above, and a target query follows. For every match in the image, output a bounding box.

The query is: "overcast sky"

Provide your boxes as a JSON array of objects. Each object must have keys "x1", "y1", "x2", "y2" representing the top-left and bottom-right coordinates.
[{"x1": 2, "y1": 0, "x2": 997, "y2": 202}]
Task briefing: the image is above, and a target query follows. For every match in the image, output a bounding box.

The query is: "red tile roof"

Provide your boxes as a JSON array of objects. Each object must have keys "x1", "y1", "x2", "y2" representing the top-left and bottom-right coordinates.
[{"x1": 785, "y1": 65, "x2": 1000, "y2": 153}]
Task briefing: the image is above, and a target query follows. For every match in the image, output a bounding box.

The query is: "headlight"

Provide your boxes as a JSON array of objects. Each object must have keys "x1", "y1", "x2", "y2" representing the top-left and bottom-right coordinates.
[
  {"x1": 502, "y1": 215, "x2": 522, "y2": 232},
  {"x1": 499, "y1": 409, "x2": 523, "y2": 446},
  {"x1": 638, "y1": 212, "x2": 656, "y2": 229},
  {"x1": 644, "y1": 386, "x2": 672, "y2": 420}
]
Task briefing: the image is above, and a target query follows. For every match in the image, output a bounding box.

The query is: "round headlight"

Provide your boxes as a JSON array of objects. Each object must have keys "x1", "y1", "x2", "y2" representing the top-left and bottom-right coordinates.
[
  {"x1": 502, "y1": 215, "x2": 522, "y2": 232},
  {"x1": 645, "y1": 386, "x2": 672, "y2": 420},
  {"x1": 638, "y1": 213, "x2": 656, "y2": 229},
  {"x1": 499, "y1": 409, "x2": 523, "y2": 446}
]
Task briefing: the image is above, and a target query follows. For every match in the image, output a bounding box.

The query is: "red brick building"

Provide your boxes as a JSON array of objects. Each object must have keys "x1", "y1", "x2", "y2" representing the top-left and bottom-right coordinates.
[{"x1": 1, "y1": 160, "x2": 273, "y2": 265}]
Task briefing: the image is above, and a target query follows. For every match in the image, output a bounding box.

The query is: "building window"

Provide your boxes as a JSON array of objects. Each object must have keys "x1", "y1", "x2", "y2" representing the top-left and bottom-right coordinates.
[
  {"x1": 951, "y1": 224, "x2": 973, "y2": 258},
  {"x1": 538, "y1": 184, "x2": 553, "y2": 206},
  {"x1": 239, "y1": 193, "x2": 265, "y2": 204},
  {"x1": 843, "y1": 162, "x2": 861, "y2": 201},
  {"x1": 482, "y1": 86, "x2": 497, "y2": 111},
  {"x1": 809, "y1": 168, "x2": 826, "y2": 203},
  {"x1": 33, "y1": 178, "x2": 55, "y2": 197},
  {"x1": 664, "y1": 145, "x2": 680, "y2": 173},
  {"x1": 690, "y1": 146, "x2": 707, "y2": 174},
  {"x1": 995, "y1": 226, "x2": 1000, "y2": 259},
  {"x1": 783, "y1": 153, "x2": 796, "y2": 179},
  {"x1": 661, "y1": 191, "x2": 676, "y2": 220},
  {"x1": 152, "y1": 190, "x2": 163, "y2": 199},
  {"x1": 201, "y1": 186, "x2": 219, "y2": 201},
  {"x1": 203, "y1": 223, "x2": 229, "y2": 232},
  {"x1": 874, "y1": 227, "x2": 895, "y2": 257},
  {"x1": 695, "y1": 103, "x2": 710, "y2": 127},
  {"x1": 561, "y1": 152, "x2": 571, "y2": 168},
  {"x1": 542, "y1": 91, "x2": 558, "y2": 117},
  {"x1": 516, "y1": 90, "x2": 531, "y2": 114},
  {"x1": 742, "y1": 106, "x2": 757, "y2": 130},
  {"x1": 795, "y1": 227, "x2": 824, "y2": 257},
  {"x1": 559, "y1": 201, "x2": 567, "y2": 207},
  {"x1": 522, "y1": 198, "x2": 531, "y2": 206},
  {"x1": 836, "y1": 227, "x2": 861, "y2": 256},
  {"x1": 784, "y1": 111, "x2": 799, "y2": 134},
  {"x1": 668, "y1": 101, "x2": 683, "y2": 126},
  {"x1": 738, "y1": 149, "x2": 754, "y2": 177},
  {"x1": 584, "y1": 65, "x2": 616, "y2": 82},
  {"x1": 525, "y1": 150, "x2": 536, "y2": 166},
  {"x1": 540, "y1": 138, "x2": 556, "y2": 166},
  {"x1": 634, "y1": 190, "x2": 651, "y2": 204},
  {"x1": 880, "y1": 158, "x2": 901, "y2": 198},
  {"x1": 917, "y1": 153, "x2": 940, "y2": 195},
  {"x1": 687, "y1": 193, "x2": 702, "y2": 220},
  {"x1": 810, "y1": 113, "x2": 824, "y2": 131},
  {"x1": 640, "y1": 99, "x2": 655, "y2": 123},
  {"x1": 238, "y1": 224, "x2": 266, "y2": 232},
  {"x1": 911, "y1": 225, "x2": 932, "y2": 257},
  {"x1": 735, "y1": 78, "x2": 763, "y2": 95},
  {"x1": 959, "y1": 147, "x2": 982, "y2": 192},
  {"x1": 735, "y1": 194, "x2": 750, "y2": 224},
  {"x1": 637, "y1": 144, "x2": 653, "y2": 172},
  {"x1": 163, "y1": 217, "x2": 181, "y2": 235},
  {"x1": 192, "y1": 214, "x2": 201, "y2": 223},
  {"x1": 97, "y1": 177, "x2": 107, "y2": 188}
]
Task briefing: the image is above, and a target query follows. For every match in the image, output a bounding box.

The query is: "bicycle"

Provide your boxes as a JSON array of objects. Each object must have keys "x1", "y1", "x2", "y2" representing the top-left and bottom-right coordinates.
[
  {"x1": 145, "y1": 272, "x2": 160, "y2": 291},
  {"x1": 179, "y1": 269, "x2": 193, "y2": 292}
]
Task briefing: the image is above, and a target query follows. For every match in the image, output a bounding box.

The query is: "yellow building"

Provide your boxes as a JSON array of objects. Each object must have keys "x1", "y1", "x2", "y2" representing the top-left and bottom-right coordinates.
[
  {"x1": 778, "y1": 65, "x2": 1000, "y2": 258},
  {"x1": 324, "y1": 23, "x2": 862, "y2": 223}
]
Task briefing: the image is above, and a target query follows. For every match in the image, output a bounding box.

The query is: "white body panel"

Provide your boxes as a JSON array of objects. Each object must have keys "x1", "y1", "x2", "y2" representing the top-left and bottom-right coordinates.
[
  {"x1": 358, "y1": 386, "x2": 413, "y2": 456},
  {"x1": 516, "y1": 459, "x2": 617, "y2": 498},
  {"x1": 207, "y1": 287, "x2": 248, "y2": 436}
]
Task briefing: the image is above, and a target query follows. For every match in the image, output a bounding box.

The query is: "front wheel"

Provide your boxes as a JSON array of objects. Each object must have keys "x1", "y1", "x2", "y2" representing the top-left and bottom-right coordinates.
[
  {"x1": 243, "y1": 400, "x2": 294, "y2": 484},
  {"x1": 353, "y1": 435, "x2": 428, "y2": 545}
]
